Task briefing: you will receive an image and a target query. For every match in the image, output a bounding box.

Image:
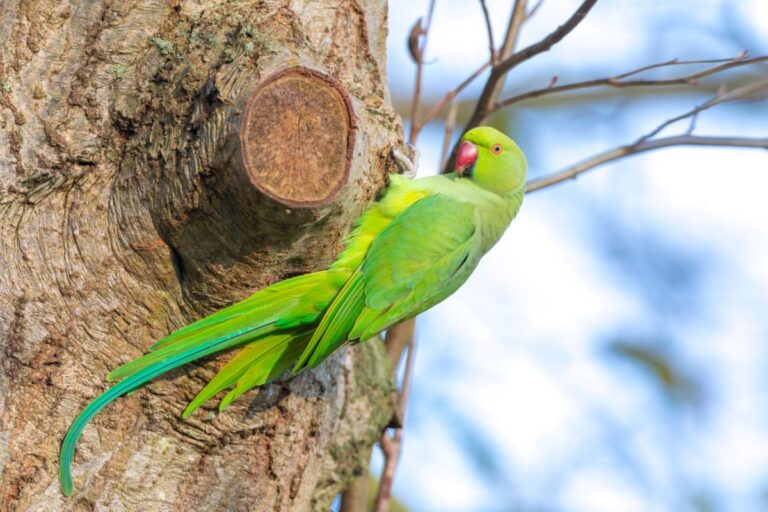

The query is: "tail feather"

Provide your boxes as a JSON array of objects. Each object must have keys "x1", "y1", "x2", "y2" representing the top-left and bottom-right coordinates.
[
  {"x1": 182, "y1": 328, "x2": 312, "y2": 418},
  {"x1": 60, "y1": 270, "x2": 342, "y2": 496},
  {"x1": 107, "y1": 315, "x2": 279, "y2": 382},
  {"x1": 219, "y1": 331, "x2": 311, "y2": 411},
  {"x1": 107, "y1": 273, "x2": 334, "y2": 382},
  {"x1": 59, "y1": 324, "x2": 269, "y2": 496},
  {"x1": 148, "y1": 272, "x2": 332, "y2": 352}
]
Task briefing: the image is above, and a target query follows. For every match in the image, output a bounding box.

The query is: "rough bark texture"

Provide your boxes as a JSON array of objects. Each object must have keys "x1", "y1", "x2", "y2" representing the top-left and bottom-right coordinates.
[{"x1": 0, "y1": 1, "x2": 401, "y2": 510}]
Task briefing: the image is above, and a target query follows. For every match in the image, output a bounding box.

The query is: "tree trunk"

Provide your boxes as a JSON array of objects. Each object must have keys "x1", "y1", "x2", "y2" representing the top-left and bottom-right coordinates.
[{"x1": 0, "y1": 1, "x2": 400, "y2": 510}]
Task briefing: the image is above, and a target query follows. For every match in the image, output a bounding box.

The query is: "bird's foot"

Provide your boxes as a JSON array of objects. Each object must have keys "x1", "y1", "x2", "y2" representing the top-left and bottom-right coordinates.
[{"x1": 392, "y1": 143, "x2": 420, "y2": 179}]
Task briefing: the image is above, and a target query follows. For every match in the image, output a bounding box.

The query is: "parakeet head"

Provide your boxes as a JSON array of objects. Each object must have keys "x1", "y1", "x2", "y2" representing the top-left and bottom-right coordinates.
[{"x1": 455, "y1": 126, "x2": 527, "y2": 194}]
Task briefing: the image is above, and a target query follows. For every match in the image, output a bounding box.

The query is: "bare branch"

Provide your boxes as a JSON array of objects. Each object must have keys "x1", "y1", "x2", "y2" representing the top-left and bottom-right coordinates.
[
  {"x1": 478, "y1": 0, "x2": 496, "y2": 64},
  {"x1": 613, "y1": 52, "x2": 746, "y2": 79},
  {"x1": 436, "y1": 0, "x2": 528, "y2": 173},
  {"x1": 685, "y1": 112, "x2": 699, "y2": 135},
  {"x1": 412, "y1": 0, "x2": 529, "y2": 147},
  {"x1": 637, "y1": 77, "x2": 768, "y2": 141},
  {"x1": 339, "y1": 475, "x2": 369, "y2": 512},
  {"x1": 444, "y1": 0, "x2": 598, "y2": 172},
  {"x1": 414, "y1": 60, "x2": 490, "y2": 138},
  {"x1": 374, "y1": 331, "x2": 417, "y2": 512},
  {"x1": 383, "y1": 318, "x2": 416, "y2": 368},
  {"x1": 342, "y1": 319, "x2": 417, "y2": 512},
  {"x1": 527, "y1": 135, "x2": 768, "y2": 193},
  {"x1": 500, "y1": 0, "x2": 530, "y2": 66},
  {"x1": 373, "y1": 432, "x2": 399, "y2": 512},
  {"x1": 494, "y1": 0, "x2": 598, "y2": 77},
  {"x1": 465, "y1": 0, "x2": 528, "y2": 126},
  {"x1": 495, "y1": 54, "x2": 768, "y2": 110},
  {"x1": 528, "y1": 77, "x2": 768, "y2": 192},
  {"x1": 397, "y1": 336, "x2": 416, "y2": 424}
]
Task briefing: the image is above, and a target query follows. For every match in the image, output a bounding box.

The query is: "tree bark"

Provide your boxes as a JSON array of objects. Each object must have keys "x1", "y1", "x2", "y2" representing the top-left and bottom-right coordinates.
[{"x1": 0, "y1": 1, "x2": 400, "y2": 510}]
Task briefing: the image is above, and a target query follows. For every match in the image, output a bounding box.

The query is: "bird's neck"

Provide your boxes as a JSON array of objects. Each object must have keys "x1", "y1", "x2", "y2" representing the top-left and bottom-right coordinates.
[
  {"x1": 503, "y1": 183, "x2": 525, "y2": 216},
  {"x1": 471, "y1": 183, "x2": 525, "y2": 254}
]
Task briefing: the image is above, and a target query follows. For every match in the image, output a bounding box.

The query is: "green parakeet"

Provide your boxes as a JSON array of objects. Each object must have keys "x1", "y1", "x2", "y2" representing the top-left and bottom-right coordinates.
[{"x1": 59, "y1": 126, "x2": 527, "y2": 496}]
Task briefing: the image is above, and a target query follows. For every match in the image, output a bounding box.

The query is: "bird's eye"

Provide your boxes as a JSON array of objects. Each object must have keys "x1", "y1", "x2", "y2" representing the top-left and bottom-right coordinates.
[{"x1": 491, "y1": 144, "x2": 503, "y2": 154}]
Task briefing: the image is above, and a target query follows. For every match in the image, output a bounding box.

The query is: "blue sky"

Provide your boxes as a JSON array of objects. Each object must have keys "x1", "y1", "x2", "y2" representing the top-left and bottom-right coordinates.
[{"x1": 380, "y1": 1, "x2": 768, "y2": 511}]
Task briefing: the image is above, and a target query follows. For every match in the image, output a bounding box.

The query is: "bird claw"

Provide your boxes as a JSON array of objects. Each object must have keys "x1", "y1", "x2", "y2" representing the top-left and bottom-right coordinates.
[{"x1": 392, "y1": 143, "x2": 420, "y2": 179}]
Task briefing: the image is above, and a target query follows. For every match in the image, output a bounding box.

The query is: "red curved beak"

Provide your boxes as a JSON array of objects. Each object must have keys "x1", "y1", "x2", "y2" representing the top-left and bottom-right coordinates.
[{"x1": 456, "y1": 141, "x2": 478, "y2": 176}]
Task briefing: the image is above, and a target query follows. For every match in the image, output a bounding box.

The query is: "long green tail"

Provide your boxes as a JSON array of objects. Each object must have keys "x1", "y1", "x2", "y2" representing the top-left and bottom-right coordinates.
[
  {"x1": 59, "y1": 324, "x2": 274, "y2": 495},
  {"x1": 59, "y1": 271, "x2": 340, "y2": 496}
]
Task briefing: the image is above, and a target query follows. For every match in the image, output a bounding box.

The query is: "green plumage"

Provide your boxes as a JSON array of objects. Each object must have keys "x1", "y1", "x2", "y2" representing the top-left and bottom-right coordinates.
[{"x1": 59, "y1": 126, "x2": 527, "y2": 496}]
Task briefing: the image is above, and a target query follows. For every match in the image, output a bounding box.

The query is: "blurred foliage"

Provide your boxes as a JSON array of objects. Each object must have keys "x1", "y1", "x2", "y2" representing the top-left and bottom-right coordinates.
[
  {"x1": 607, "y1": 338, "x2": 703, "y2": 407},
  {"x1": 690, "y1": 490, "x2": 719, "y2": 512}
]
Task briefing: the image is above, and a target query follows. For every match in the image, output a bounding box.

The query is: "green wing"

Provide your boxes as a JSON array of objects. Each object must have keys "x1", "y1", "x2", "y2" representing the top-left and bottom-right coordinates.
[
  {"x1": 293, "y1": 267, "x2": 366, "y2": 371},
  {"x1": 183, "y1": 328, "x2": 313, "y2": 417},
  {"x1": 294, "y1": 194, "x2": 477, "y2": 369},
  {"x1": 354, "y1": 193, "x2": 477, "y2": 338}
]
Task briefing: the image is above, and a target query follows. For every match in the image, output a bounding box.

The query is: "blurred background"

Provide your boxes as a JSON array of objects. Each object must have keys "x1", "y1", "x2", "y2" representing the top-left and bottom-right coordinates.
[{"x1": 374, "y1": 1, "x2": 768, "y2": 510}]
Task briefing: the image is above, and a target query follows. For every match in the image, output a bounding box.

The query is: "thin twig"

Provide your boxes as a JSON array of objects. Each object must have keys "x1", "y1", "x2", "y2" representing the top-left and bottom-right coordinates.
[
  {"x1": 408, "y1": 0, "x2": 438, "y2": 146},
  {"x1": 341, "y1": 319, "x2": 416, "y2": 512},
  {"x1": 373, "y1": 336, "x2": 416, "y2": 512},
  {"x1": 398, "y1": 337, "x2": 416, "y2": 423},
  {"x1": 383, "y1": 318, "x2": 416, "y2": 369},
  {"x1": 414, "y1": 60, "x2": 491, "y2": 139},
  {"x1": 685, "y1": 112, "x2": 699, "y2": 135},
  {"x1": 636, "y1": 77, "x2": 768, "y2": 142},
  {"x1": 526, "y1": 0, "x2": 545, "y2": 20},
  {"x1": 374, "y1": 432, "x2": 399, "y2": 512},
  {"x1": 526, "y1": 134, "x2": 768, "y2": 193},
  {"x1": 478, "y1": 0, "x2": 496, "y2": 64},
  {"x1": 439, "y1": 100, "x2": 460, "y2": 172},
  {"x1": 494, "y1": 53, "x2": 768, "y2": 110},
  {"x1": 614, "y1": 53, "x2": 747, "y2": 79}
]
